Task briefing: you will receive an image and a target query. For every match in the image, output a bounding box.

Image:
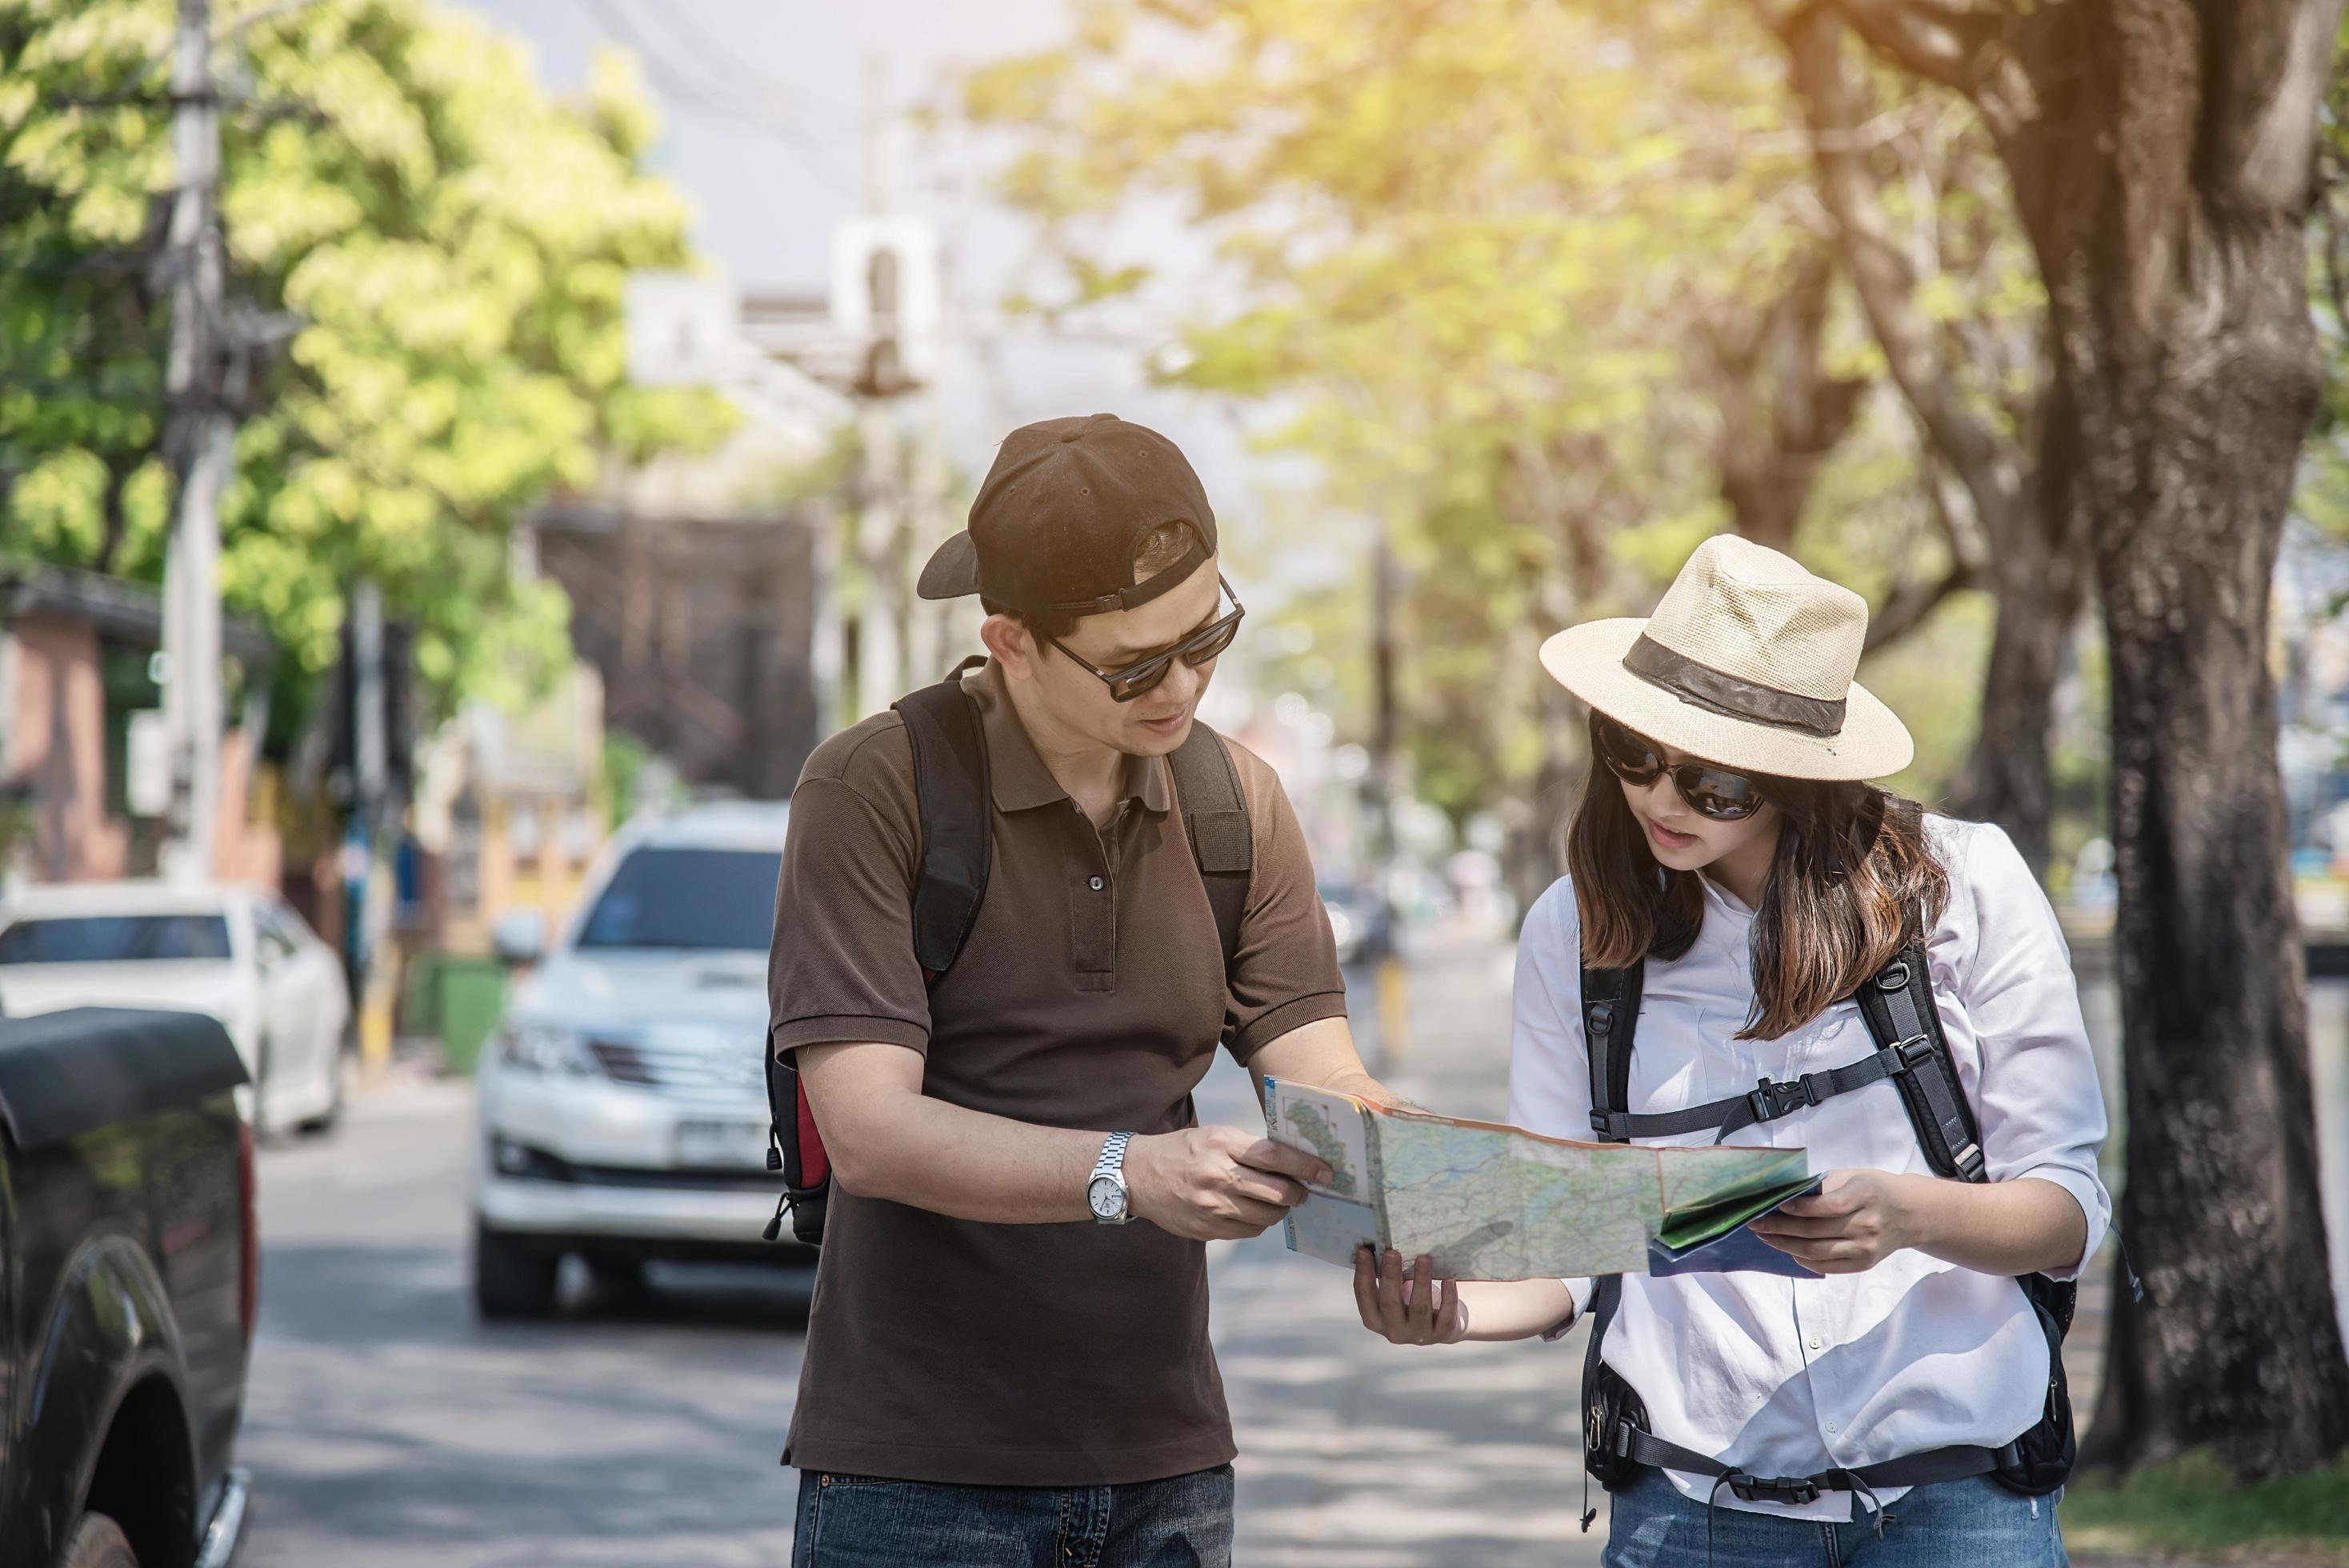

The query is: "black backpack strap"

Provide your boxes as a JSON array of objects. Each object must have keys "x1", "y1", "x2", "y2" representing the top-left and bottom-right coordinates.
[
  {"x1": 1167, "y1": 719, "x2": 1252, "y2": 970},
  {"x1": 1577, "y1": 958, "x2": 1643, "y2": 1526},
  {"x1": 890, "y1": 656, "x2": 994, "y2": 980},
  {"x1": 1851, "y1": 940, "x2": 1986, "y2": 1182}
]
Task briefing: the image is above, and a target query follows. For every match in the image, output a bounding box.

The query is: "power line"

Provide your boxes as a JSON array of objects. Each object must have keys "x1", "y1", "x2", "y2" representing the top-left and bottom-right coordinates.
[{"x1": 580, "y1": 0, "x2": 855, "y2": 198}]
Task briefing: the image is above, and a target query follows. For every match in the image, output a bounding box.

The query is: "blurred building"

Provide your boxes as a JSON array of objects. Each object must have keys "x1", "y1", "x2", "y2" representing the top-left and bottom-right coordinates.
[
  {"x1": 529, "y1": 502, "x2": 822, "y2": 801},
  {"x1": 0, "y1": 566, "x2": 279, "y2": 889}
]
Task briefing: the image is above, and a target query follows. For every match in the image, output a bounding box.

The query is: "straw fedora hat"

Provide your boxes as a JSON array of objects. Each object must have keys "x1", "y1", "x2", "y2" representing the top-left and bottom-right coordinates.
[{"x1": 1539, "y1": 534, "x2": 1913, "y2": 782}]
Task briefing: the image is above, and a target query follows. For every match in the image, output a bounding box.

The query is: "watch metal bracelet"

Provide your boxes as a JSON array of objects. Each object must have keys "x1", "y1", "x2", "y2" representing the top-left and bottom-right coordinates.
[{"x1": 1091, "y1": 1130, "x2": 1133, "y2": 1183}]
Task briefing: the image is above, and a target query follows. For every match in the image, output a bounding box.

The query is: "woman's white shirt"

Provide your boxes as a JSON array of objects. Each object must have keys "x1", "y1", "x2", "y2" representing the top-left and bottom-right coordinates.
[{"x1": 1507, "y1": 814, "x2": 2111, "y2": 1521}]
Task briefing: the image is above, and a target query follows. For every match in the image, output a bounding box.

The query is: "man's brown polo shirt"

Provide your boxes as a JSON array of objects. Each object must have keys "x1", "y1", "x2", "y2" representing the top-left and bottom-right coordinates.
[{"x1": 767, "y1": 660, "x2": 1346, "y2": 1486}]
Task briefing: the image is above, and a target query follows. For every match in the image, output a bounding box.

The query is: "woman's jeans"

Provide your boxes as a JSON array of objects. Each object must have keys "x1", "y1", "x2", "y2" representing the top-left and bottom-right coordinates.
[
  {"x1": 1603, "y1": 1467, "x2": 2070, "y2": 1567},
  {"x1": 791, "y1": 1464, "x2": 1235, "y2": 1568}
]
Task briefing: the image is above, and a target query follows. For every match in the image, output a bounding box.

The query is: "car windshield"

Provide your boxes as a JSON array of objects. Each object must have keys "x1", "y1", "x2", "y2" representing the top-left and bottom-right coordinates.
[
  {"x1": 0, "y1": 914, "x2": 234, "y2": 964},
  {"x1": 574, "y1": 847, "x2": 781, "y2": 952}
]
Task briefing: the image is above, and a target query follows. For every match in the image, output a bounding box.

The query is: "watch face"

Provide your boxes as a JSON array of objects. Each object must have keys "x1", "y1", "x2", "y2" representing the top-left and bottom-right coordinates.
[{"x1": 1088, "y1": 1175, "x2": 1124, "y2": 1219}]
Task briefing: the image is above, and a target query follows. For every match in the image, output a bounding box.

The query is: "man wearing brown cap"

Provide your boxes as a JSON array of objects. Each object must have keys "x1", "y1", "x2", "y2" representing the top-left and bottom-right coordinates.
[{"x1": 769, "y1": 413, "x2": 1391, "y2": 1565}]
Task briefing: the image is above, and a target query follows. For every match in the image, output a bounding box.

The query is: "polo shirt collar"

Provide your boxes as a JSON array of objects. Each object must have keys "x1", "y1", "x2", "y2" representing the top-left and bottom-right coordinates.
[{"x1": 962, "y1": 660, "x2": 1174, "y2": 815}]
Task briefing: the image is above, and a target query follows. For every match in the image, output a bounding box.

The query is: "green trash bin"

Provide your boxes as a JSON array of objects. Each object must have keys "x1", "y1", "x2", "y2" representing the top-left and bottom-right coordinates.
[{"x1": 433, "y1": 957, "x2": 509, "y2": 1077}]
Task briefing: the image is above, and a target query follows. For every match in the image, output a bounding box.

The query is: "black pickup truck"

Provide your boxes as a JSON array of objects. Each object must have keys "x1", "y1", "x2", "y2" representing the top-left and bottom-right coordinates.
[{"x1": 0, "y1": 1007, "x2": 255, "y2": 1568}]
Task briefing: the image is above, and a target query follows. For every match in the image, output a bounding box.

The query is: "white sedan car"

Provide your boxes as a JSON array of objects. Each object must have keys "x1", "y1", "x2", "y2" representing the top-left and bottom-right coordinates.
[
  {"x1": 0, "y1": 879, "x2": 350, "y2": 1137},
  {"x1": 473, "y1": 800, "x2": 801, "y2": 1319}
]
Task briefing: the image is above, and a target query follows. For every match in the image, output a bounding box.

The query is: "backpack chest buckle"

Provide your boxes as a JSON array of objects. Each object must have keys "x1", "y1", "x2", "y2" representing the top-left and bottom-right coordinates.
[
  {"x1": 1747, "y1": 1071, "x2": 1825, "y2": 1124},
  {"x1": 1727, "y1": 1471, "x2": 1821, "y2": 1506}
]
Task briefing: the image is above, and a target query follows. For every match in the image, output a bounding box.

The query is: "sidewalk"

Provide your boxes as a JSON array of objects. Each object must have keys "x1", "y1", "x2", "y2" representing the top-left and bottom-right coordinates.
[{"x1": 1211, "y1": 926, "x2": 1610, "y2": 1566}]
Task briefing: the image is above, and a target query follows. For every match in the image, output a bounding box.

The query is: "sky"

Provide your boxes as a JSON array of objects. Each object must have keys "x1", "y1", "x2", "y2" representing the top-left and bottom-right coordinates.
[{"x1": 461, "y1": 0, "x2": 1285, "y2": 518}]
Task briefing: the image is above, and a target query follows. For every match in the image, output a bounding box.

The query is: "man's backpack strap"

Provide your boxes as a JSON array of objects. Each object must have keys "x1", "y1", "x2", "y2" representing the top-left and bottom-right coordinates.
[
  {"x1": 1851, "y1": 940, "x2": 1986, "y2": 1182},
  {"x1": 1168, "y1": 718, "x2": 1252, "y2": 969},
  {"x1": 892, "y1": 656, "x2": 994, "y2": 979}
]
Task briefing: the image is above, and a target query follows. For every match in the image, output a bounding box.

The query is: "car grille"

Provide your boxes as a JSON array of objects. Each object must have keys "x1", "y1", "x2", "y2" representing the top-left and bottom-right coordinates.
[{"x1": 589, "y1": 1037, "x2": 766, "y2": 1106}]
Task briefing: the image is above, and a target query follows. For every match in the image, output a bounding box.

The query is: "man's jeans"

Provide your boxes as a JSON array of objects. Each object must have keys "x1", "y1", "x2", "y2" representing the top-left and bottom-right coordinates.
[
  {"x1": 791, "y1": 1464, "x2": 1235, "y2": 1568},
  {"x1": 1603, "y1": 1467, "x2": 2069, "y2": 1566}
]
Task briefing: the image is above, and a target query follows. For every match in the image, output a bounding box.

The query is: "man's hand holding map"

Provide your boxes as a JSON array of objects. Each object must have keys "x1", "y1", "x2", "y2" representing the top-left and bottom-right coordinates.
[{"x1": 1263, "y1": 1078, "x2": 1823, "y2": 1280}]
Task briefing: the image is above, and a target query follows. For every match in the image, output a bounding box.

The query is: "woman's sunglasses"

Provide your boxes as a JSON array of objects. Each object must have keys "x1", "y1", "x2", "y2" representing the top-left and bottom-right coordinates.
[
  {"x1": 1047, "y1": 576, "x2": 1247, "y2": 702},
  {"x1": 1595, "y1": 717, "x2": 1771, "y2": 822}
]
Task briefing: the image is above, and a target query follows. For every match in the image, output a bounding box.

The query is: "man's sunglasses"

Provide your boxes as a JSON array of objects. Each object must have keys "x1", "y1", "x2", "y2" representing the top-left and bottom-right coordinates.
[
  {"x1": 1595, "y1": 716, "x2": 1771, "y2": 822},
  {"x1": 1047, "y1": 576, "x2": 1247, "y2": 702}
]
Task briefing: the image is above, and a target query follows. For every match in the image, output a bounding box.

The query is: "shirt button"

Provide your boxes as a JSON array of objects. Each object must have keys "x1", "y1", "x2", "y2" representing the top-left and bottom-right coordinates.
[
  {"x1": 1826, "y1": 1422, "x2": 1839, "y2": 1434},
  {"x1": 1089, "y1": 876, "x2": 1105, "y2": 891},
  {"x1": 1808, "y1": 1336, "x2": 1822, "y2": 1351}
]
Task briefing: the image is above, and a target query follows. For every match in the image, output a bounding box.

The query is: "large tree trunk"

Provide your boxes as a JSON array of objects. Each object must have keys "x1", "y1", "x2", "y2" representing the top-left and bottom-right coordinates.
[
  {"x1": 1943, "y1": 390, "x2": 2086, "y2": 876},
  {"x1": 1828, "y1": 0, "x2": 2349, "y2": 1472}
]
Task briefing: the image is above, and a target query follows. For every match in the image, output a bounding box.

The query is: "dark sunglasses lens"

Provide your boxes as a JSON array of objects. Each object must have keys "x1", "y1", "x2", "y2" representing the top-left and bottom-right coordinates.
[
  {"x1": 1182, "y1": 615, "x2": 1242, "y2": 667},
  {"x1": 1110, "y1": 656, "x2": 1175, "y2": 702},
  {"x1": 1680, "y1": 768, "x2": 1764, "y2": 820},
  {"x1": 1599, "y1": 722, "x2": 1663, "y2": 782}
]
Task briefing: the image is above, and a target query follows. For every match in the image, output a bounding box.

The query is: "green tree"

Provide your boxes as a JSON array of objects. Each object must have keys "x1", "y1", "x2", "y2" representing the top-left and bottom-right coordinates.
[
  {"x1": 0, "y1": 0, "x2": 730, "y2": 739},
  {"x1": 962, "y1": 0, "x2": 2036, "y2": 886}
]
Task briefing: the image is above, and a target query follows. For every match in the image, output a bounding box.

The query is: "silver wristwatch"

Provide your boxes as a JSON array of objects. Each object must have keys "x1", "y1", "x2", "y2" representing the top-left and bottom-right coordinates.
[{"x1": 1087, "y1": 1131, "x2": 1134, "y2": 1225}]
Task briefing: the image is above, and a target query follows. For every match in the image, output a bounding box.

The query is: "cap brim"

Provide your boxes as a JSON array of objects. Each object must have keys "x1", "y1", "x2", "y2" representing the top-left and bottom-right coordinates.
[
  {"x1": 1539, "y1": 619, "x2": 1914, "y2": 782},
  {"x1": 917, "y1": 532, "x2": 981, "y2": 600}
]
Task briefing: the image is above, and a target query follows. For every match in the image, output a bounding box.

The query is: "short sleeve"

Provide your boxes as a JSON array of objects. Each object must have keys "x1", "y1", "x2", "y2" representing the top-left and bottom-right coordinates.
[
  {"x1": 1221, "y1": 745, "x2": 1348, "y2": 1062},
  {"x1": 766, "y1": 774, "x2": 933, "y2": 1058},
  {"x1": 1507, "y1": 877, "x2": 1595, "y2": 1322},
  {"x1": 1945, "y1": 821, "x2": 2113, "y2": 1279}
]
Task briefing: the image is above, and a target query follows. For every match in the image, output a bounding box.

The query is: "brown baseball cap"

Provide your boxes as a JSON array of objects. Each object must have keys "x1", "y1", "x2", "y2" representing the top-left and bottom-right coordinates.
[{"x1": 917, "y1": 413, "x2": 1217, "y2": 616}]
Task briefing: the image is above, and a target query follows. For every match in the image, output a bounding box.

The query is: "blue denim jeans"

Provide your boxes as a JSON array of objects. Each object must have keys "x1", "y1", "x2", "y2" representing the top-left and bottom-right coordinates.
[
  {"x1": 790, "y1": 1464, "x2": 1235, "y2": 1568},
  {"x1": 1603, "y1": 1467, "x2": 2069, "y2": 1567}
]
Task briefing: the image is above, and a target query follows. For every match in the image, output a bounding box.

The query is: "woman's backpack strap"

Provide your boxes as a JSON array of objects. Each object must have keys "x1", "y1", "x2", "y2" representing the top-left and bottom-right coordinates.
[
  {"x1": 1577, "y1": 959, "x2": 1646, "y2": 1525},
  {"x1": 1851, "y1": 940, "x2": 1986, "y2": 1182}
]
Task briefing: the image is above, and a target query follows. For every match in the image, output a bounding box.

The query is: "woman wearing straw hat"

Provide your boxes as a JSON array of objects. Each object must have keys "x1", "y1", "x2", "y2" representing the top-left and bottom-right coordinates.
[{"x1": 1355, "y1": 536, "x2": 2111, "y2": 1565}]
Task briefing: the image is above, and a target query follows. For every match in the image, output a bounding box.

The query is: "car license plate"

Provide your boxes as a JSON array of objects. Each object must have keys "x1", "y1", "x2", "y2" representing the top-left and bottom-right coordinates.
[{"x1": 674, "y1": 1118, "x2": 771, "y2": 1170}]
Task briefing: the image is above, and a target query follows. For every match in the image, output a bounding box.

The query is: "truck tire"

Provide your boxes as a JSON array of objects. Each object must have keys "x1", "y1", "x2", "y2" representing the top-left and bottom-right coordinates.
[
  {"x1": 473, "y1": 1221, "x2": 558, "y2": 1320},
  {"x1": 59, "y1": 1513, "x2": 139, "y2": 1568}
]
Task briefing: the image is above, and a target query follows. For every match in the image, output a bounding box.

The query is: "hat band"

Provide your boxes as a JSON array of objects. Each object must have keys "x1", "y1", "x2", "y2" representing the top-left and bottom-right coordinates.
[{"x1": 1621, "y1": 634, "x2": 1847, "y2": 738}]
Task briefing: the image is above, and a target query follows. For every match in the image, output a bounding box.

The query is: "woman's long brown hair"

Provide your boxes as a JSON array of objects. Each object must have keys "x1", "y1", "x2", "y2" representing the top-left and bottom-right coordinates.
[{"x1": 1565, "y1": 710, "x2": 1951, "y2": 1040}]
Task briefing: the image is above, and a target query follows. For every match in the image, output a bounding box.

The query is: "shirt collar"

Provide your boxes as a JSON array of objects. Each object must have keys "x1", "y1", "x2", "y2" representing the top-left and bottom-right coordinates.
[
  {"x1": 1699, "y1": 870, "x2": 1756, "y2": 922},
  {"x1": 962, "y1": 661, "x2": 1174, "y2": 816}
]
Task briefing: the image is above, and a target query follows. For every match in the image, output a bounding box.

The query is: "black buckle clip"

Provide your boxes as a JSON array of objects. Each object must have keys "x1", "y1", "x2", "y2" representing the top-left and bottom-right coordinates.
[
  {"x1": 1887, "y1": 1033, "x2": 1936, "y2": 1071},
  {"x1": 1589, "y1": 1108, "x2": 1632, "y2": 1139},
  {"x1": 1746, "y1": 1072, "x2": 1823, "y2": 1123},
  {"x1": 1727, "y1": 1472, "x2": 1820, "y2": 1506}
]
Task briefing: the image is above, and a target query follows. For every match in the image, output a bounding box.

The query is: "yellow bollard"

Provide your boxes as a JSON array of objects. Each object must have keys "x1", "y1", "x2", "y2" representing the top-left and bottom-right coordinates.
[{"x1": 1376, "y1": 954, "x2": 1411, "y2": 1066}]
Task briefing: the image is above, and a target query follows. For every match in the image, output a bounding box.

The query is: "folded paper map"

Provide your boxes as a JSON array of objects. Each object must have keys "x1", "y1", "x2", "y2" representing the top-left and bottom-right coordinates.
[{"x1": 1262, "y1": 1078, "x2": 1819, "y2": 1281}]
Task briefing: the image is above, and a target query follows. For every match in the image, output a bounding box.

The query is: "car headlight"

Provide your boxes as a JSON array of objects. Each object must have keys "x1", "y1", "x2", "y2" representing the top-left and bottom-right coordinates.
[{"x1": 501, "y1": 1023, "x2": 598, "y2": 1077}]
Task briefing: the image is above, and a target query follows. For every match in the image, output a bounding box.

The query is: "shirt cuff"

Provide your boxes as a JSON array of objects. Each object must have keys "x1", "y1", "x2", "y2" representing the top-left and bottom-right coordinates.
[
  {"x1": 2010, "y1": 1163, "x2": 2110, "y2": 1282},
  {"x1": 1227, "y1": 990, "x2": 1349, "y2": 1063},
  {"x1": 771, "y1": 1014, "x2": 931, "y2": 1058},
  {"x1": 1539, "y1": 1278, "x2": 1595, "y2": 1342}
]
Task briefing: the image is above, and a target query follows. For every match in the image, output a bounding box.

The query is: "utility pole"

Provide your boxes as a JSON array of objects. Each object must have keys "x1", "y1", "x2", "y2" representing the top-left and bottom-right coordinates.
[
  {"x1": 851, "y1": 51, "x2": 910, "y2": 718},
  {"x1": 345, "y1": 578, "x2": 396, "y2": 1078},
  {"x1": 1367, "y1": 520, "x2": 1410, "y2": 1062},
  {"x1": 159, "y1": 0, "x2": 228, "y2": 884}
]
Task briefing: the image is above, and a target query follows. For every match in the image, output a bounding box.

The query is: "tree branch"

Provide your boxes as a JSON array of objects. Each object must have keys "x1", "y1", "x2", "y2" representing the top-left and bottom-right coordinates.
[
  {"x1": 1786, "y1": 6, "x2": 2024, "y2": 543},
  {"x1": 1864, "y1": 557, "x2": 1981, "y2": 652},
  {"x1": 1809, "y1": 0, "x2": 1999, "y2": 97}
]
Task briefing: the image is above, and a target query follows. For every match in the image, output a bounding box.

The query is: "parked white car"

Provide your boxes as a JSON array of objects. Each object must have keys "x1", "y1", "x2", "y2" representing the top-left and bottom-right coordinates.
[
  {"x1": 472, "y1": 800, "x2": 798, "y2": 1319},
  {"x1": 0, "y1": 879, "x2": 350, "y2": 1136}
]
